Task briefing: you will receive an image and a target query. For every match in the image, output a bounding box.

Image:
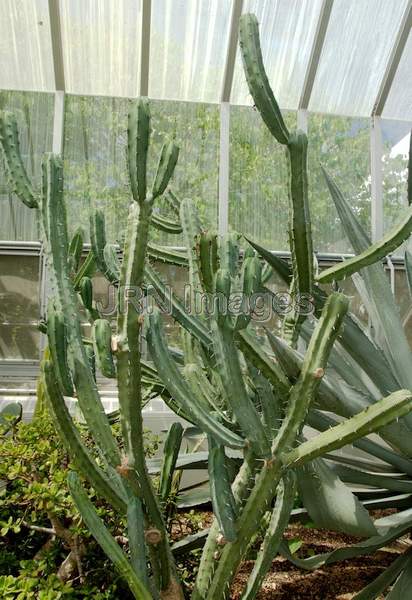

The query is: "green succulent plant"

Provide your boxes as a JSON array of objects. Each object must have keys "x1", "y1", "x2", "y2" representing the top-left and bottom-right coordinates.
[{"x1": 1, "y1": 12, "x2": 412, "y2": 600}]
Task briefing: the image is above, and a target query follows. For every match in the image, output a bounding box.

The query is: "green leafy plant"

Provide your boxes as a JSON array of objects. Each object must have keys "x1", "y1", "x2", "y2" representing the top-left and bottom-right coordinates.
[{"x1": 1, "y1": 13, "x2": 412, "y2": 600}]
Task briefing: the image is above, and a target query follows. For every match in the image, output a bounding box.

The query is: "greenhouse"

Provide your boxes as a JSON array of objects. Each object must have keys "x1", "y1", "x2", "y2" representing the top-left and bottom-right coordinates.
[{"x1": 0, "y1": 0, "x2": 412, "y2": 598}]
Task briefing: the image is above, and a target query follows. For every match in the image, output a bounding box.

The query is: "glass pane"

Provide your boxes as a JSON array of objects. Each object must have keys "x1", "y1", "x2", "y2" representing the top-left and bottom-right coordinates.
[
  {"x1": 0, "y1": 90, "x2": 54, "y2": 241},
  {"x1": 308, "y1": 114, "x2": 371, "y2": 253},
  {"x1": 149, "y1": 0, "x2": 231, "y2": 103},
  {"x1": 59, "y1": 0, "x2": 141, "y2": 97},
  {"x1": 231, "y1": 0, "x2": 322, "y2": 109},
  {"x1": 63, "y1": 96, "x2": 219, "y2": 244},
  {"x1": 0, "y1": 255, "x2": 40, "y2": 360},
  {"x1": 229, "y1": 106, "x2": 296, "y2": 249},
  {"x1": 0, "y1": 0, "x2": 54, "y2": 92},
  {"x1": 309, "y1": 0, "x2": 408, "y2": 117},
  {"x1": 382, "y1": 119, "x2": 411, "y2": 239},
  {"x1": 383, "y1": 29, "x2": 412, "y2": 121}
]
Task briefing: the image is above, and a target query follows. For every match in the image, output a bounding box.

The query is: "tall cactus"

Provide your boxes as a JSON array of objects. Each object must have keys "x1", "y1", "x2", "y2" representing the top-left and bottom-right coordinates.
[{"x1": 2, "y1": 12, "x2": 412, "y2": 600}]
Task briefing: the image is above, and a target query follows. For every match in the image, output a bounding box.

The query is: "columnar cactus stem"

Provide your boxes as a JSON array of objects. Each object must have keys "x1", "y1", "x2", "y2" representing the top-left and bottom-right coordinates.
[
  {"x1": 0, "y1": 111, "x2": 38, "y2": 208},
  {"x1": 42, "y1": 153, "x2": 120, "y2": 468},
  {"x1": 116, "y1": 99, "x2": 180, "y2": 593}
]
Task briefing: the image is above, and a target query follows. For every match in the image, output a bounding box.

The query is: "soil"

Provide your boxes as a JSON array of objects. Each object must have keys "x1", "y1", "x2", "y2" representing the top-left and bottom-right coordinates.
[{"x1": 175, "y1": 510, "x2": 409, "y2": 600}]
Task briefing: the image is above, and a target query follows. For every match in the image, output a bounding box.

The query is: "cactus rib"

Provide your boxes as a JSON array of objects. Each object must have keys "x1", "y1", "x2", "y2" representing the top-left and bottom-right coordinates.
[
  {"x1": 152, "y1": 141, "x2": 179, "y2": 199},
  {"x1": 0, "y1": 111, "x2": 38, "y2": 208},
  {"x1": 238, "y1": 14, "x2": 289, "y2": 145},
  {"x1": 284, "y1": 390, "x2": 412, "y2": 468}
]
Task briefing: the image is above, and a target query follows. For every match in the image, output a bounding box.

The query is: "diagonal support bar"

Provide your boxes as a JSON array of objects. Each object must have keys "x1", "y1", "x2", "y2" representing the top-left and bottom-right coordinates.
[
  {"x1": 221, "y1": 0, "x2": 244, "y2": 102},
  {"x1": 372, "y1": 0, "x2": 412, "y2": 116},
  {"x1": 298, "y1": 0, "x2": 334, "y2": 110}
]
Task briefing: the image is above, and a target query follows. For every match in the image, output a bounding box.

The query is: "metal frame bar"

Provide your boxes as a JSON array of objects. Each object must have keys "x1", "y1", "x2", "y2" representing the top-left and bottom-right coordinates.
[
  {"x1": 372, "y1": 0, "x2": 412, "y2": 116},
  {"x1": 370, "y1": 116, "x2": 384, "y2": 242},
  {"x1": 139, "y1": 0, "x2": 152, "y2": 96},
  {"x1": 218, "y1": 102, "x2": 230, "y2": 234},
  {"x1": 48, "y1": 0, "x2": 65, "y2": 92},
  {"x1": 221, "y1": 0, "x2": 244, "y2": 103},
  {"x1": 298, "y1": 0, "x2": 334, "y2": 110},
  {"x1": 297, "y1": 109, "x2": 309, "y2": 133}
]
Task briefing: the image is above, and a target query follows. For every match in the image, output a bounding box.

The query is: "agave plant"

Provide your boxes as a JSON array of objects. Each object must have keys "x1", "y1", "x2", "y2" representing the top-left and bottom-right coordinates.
[{"x1": 1, "y1": 12, "x2": 412, "y2": 600}]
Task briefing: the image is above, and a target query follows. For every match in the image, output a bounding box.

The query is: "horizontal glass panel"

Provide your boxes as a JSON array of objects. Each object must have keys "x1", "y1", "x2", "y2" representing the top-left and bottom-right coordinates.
[
  {"x1": 308, "y1": 114, "x2": 371, "y2": 253},
  {"x1": 0, "y1": 255, "x2": 40, "y2": 360},
  {"x1": 309, "y1": 0, "x2": 408, "y2": 117},
  {"x1": 229, "y1": 106, "x2": 296, "y2": 249},
  {"x1": 63, "y1": 96, "x2": 218, "y2": 244},
  {"x1": 59, "y1": 0, "x2": 141, "y2": 97},
  {"x1": 383, "y1": 29, "x2": 412, "y2": 121},
  {"x1": 382, "y1": 119, "x2": 411, "y2": 241},
  {"x1": 0, "y1": 90, "x2": 54, "y2": 241},
  {"x1": 231, "y1": 0, "x2": 322, "y2": 109},
  {"x1": 149, "y1": 0, "x2": 231, "y2": 103},
  {"x1": 0, "y1": 0, "x2": 54, "y2": 92}
]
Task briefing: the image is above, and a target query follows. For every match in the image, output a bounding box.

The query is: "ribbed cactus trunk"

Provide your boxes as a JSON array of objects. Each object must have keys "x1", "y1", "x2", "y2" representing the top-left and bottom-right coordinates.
[{"x1": 2, "y1": 12, "x2": 412, "y2": 600}]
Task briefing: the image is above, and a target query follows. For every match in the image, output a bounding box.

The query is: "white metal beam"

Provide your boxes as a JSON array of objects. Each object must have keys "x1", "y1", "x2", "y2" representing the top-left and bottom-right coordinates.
[
  {"x1": 297, "y1": 109, "x2": 308, "y2": 133},
  {"x1": 221, "y1": 0, "x2": 244, "y2": 102},
  {"x1": 372, "y1": 0, "x2": 412, "y2": 116},
  {"x1": 218, "y1": 102, "x2": 230, "y2": 234},
  {"x1": 139, "y1": 0, "x2": 152, "y2": 96},
  {"x1": 370, "y1": 116, "x2": 384, "y2": 242},
  {"x1": 298, "y1": 0, "x2": 334, "y2": 110},
  {"x1": 48, "y1": 0, "x2": 65, "y2": 92}
]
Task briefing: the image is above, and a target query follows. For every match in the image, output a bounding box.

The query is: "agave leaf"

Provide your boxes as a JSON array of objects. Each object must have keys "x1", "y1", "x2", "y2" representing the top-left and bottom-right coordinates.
[
  {"x1": 297, "y1": 458, "x2": 377, "y2": 537},
  {"x1": 279, "y1": 507, "x2": 412, "y2": 571},
  {"x1": 322, "y1": 167, "x2": 412, "y2": 399},
  {"x1": 386, "y1": 553, "x2": 412, "y2": 599}
]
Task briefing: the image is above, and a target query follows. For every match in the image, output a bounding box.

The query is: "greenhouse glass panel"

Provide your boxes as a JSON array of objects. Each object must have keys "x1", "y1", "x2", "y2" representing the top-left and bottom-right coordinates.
[
  {"x1": 229, "y1": 106, "x2": 296, "y2": 250},
  {"x1": 0, "y1": 0, "x2": 54, "y2": 92},
  {"x1": 308, "y1": 114, "x2": 371, "y2": 253},
  {"x1": 59, "y1": 0, "x2": 141, "y2": 97},
  {"x1": 231, "y1": 0, "x2": 322, "y2": 109},
  {"x1": 383, "y1": 30, "x2": 412, "y2": 121},
  {"x1": 149, "y1": 0, "x2": 231, "y2": 103},
  {"x1": 382, "y1": 120, "x2": 411, "y2": 239},
  {"x1": 309, "y1": 0, "x2": 408, "y2": 117},
  {"x1": 63, "y1": 96, "x2": 218, "y2": 244},
  {"x1": 0, "y1": 90, "x2": 54, "y2": 241},
  {"x1": 0, "y1": 255, "x2": 40, "y2": 361}
]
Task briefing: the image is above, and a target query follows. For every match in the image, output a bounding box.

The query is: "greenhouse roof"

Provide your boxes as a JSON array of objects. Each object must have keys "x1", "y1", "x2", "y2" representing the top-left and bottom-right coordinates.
[{"x1": 0, "y1": 0, "x2": 411, "y2": 120}]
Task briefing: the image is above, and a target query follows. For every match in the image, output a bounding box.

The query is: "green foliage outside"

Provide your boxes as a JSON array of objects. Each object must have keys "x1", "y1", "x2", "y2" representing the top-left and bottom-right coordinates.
[{"x1": 0, "y1": 89, "x2": 409, "y2": 253}]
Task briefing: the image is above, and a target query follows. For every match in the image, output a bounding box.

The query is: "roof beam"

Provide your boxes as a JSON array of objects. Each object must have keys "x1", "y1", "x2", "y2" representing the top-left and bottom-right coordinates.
[
  {"x1": 298, "y1": 0, "x2": 333, "y2": 110},
  {"x1": 372, "y1": 0, "x2": 412, "y2": 116},
  {"x1": 221, "y1": 0, "x2": 244, "y2": 102},
  {"x1": 48, "y1": 0, "x2": 65, "y2": 91},
  {"x1": 139, "y1": 0, "x2": 152, "y2": 97}
]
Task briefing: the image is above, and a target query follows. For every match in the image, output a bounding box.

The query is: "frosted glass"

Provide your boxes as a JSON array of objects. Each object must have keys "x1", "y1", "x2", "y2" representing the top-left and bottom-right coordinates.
[
  {"x1": 63, "y1": 96, "x2": 218, "y2": 244},
  {"x1": 231, "y1": 0, "x2": 322, "y2": 109},
  {"x1": 59, "y1": 0, "x2": 141, "y2": 97},
  {"x1": 310, "y1": 0, "x2": 408, "y2": 117},
  {"x1": 0, "y1": 91, "x2": 54, "y2": 241},
  {"x1": 0, "y1": 0, "x2": 54, "y2": 92},
  {"x1": 308, "y1": 114, "x2": 371, "y2": 253},
  {"x1": 229, "y1": 106, "x2": 296, "y2": 249},
  {"x1": 149, "y1": 0, "x2": 231, "y2": 102},
  {"x1": 383, "y1": 30, "x2": 412, "y2": 121}
]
